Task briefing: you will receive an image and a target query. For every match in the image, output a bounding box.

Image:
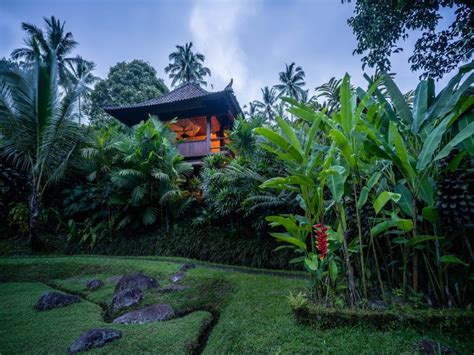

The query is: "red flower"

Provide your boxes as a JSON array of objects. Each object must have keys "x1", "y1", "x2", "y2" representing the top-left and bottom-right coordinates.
[{"x1": 313, "y1": 223, "x2": 328, "y2": 260}]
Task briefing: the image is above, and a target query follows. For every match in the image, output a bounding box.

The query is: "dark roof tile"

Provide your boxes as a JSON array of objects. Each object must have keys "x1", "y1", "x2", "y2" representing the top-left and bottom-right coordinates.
[{"x1": 104, "y1": 82, "x2": 212, "y2": 110}]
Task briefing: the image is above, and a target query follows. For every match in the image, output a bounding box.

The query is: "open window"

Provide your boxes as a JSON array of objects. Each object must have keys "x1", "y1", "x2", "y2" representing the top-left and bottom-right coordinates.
[
  {"x1": 211, "y1": 115, "x2": 230, "y2": 153},
  {"x1": 170, "y1": 116, "x2": 207, "y2": 142}
]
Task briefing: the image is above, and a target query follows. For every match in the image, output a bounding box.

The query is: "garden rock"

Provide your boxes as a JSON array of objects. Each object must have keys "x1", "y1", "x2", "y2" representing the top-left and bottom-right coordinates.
[
  {"x1": 115, "y1": 272, "x2": 158, "y2": 292},
  {"x1": 86, "y1": 279, "x2": 104, "y2": 291},
  {"x1": 68, "y1": 328, "x2": 122, "y2": 353},
  {"x1": 413, "y1": 340, "x2": 456, "y2": 355},
  {"x1": 156, "y1": 284, "x2": 187, "y2": 294},
  {"x1": 35, "y1": 291, "x2": 81, "y2": 311},
  {"x1": 112, "y1": 304, "x2": 175, "y2": 324},
  {"x1": 111, "y1": 288, "x2": 144, "y2": 312},
  {"x1": 170, "y1": 271, "x2": 186, "y2": 283}
]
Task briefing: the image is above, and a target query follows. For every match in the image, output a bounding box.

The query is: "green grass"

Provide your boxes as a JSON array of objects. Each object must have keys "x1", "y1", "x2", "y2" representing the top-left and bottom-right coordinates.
[{"x1": 0, "y1": 255, "x2": 472, "y2": 354}]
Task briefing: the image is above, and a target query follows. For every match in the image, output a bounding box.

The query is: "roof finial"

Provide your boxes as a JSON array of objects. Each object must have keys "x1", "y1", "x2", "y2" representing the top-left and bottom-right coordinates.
[{"x1": 225, "y1": 78, "x2": 233, "y2": 91}]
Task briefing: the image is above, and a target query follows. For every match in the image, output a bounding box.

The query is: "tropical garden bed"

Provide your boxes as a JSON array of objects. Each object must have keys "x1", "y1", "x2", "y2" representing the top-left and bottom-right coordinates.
[{"x1": 1, "y1": 255, "x2": 473, "y2": 354}]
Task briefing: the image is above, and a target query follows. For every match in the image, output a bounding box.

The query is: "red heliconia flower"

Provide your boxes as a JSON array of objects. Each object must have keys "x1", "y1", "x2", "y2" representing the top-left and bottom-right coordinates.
[{"x1": 313, "y1": 223, "x2": 328, "y2": 260}]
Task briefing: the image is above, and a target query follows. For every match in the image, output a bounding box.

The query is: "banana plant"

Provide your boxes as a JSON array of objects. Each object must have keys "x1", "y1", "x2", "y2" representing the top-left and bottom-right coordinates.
[
  {"x1": 358, "y1": 64, "x2": 474, "y2": 291},
  {"x1": 311, "y1": 73, "x2": 384, "y2": 299}
]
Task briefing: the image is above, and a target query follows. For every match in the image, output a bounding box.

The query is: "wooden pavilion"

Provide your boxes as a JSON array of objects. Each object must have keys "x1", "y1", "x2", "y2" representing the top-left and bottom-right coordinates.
[{"x1": 103, "y1": 81, "x2": 242, "y2": 162}]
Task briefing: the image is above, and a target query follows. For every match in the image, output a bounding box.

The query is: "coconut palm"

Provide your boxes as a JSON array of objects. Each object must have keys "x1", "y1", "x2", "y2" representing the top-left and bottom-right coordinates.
[
  {"x1": 315, "y1": 77, "x2": 342, "y2": 115},
  {"x1": 243, "y1": 101, "x2": 260, "y2": 119},
  {"x1": 66, "y1": 56, "x2": 99, "y2": 124},
  {"x1": 11, "y1": 16, "x2": 78, "y2": 86},
  {"x1": 164, "y1": 42, "x2": 211, "y2": 87},
  {"x1": 0, "y1": 53, "x2": 83, "y2": 250},
  {"x1": 255, "y1": 86, "x2": 278, "y2": 122},
  {"x1": 274, "y1": 62, "x2": 306, "y2": 100}
]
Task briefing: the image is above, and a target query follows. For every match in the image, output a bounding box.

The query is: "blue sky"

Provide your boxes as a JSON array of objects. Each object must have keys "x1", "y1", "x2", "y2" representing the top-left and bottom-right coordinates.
[{"x1": 0, "y1": 0, "x2": 459, "y2": 105}]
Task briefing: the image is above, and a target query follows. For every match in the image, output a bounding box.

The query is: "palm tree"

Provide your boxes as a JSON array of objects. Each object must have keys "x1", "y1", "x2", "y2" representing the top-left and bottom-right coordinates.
[
  {"x1": 274, "y1": 62, "x2": 306, "y2": 100},
  {"x1": 315, "y1": 77, "x2": 342, "y2": 115},
  {"x1": 110, "y1": 118, "x2": 192, "y2": 229},
  {"x1": 0, "y1": 53, "x2": 83, "y2": 250},
  {"x1": 243, "y1": 101, "x2": 260, "y2": 119},
  {"x1": 11, "y1": 16, "x2": 78, "y2": 86},
  {"x1": 164, "y1": 42, "x2": 211, "y2": 87},
  {"x1": 227, "y1": 115, "x2": 265, "y2": 159},
  {"x1": 66, "y1": 56, "x2": 99, "y2": 124},
  {"x1": 255, "y1": 86, "x2": 278, "y2": 122}
]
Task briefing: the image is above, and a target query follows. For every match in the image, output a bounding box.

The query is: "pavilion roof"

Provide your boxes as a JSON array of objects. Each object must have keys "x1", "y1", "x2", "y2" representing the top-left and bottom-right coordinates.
[{"x1": 103, "y1": 81, "x2": 242, "y2": 126}]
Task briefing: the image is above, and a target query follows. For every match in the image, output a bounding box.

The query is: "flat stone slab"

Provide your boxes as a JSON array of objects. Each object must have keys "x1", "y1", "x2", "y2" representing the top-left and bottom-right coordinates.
[
  {"x1": 35, "y1": 291, "x2": 81, "y2": 311},
  {"x1": 112, "y1": 304, "x2": 175, "y2": 324},
  {"x1": 115, "y1": 272, "x2": 158, "y2": 293},
  {"x1": 86, "y1": 279, "x2": 104, "y2": 291},
  {"x1": 156, "y1": 284, "x2": 187, "y2": 294},
  {"x1": 169, "y1": 271, "x2": 186, "y2": 283},
  {"x1": 68, "y1": 328, "x2": 122, "y2": 353},
  {"x1": 111, "y1": 288, "x2": 144, "y2": 312}
]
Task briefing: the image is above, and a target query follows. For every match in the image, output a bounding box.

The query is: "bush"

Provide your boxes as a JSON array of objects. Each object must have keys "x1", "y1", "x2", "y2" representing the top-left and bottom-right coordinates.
[
  {"x1": 293, "y1": 304, "x2": 474, "y2": 334},
  {"x1": 61, "y1": 224, "x2": 298, "y2": 270}
]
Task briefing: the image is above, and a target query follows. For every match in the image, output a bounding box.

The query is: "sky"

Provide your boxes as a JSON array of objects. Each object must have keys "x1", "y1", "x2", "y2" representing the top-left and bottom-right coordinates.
[{"x1": 0, "y1": 0, "x2": 459, "y2": 105}]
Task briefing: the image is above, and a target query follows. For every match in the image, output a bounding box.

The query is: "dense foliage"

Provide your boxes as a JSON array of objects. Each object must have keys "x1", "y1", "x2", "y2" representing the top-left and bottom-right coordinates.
[
  {"x1": 88, "y1": 60, "x2": 168, "y2": 126},
  {"x1": 345, "y1": 0, "x2": 473, "y2": 79},
  {"x1": 255, "y1": 65, "x2": 473, "y2": 307},
  {"x1": 1, "y1": 15, "x2": 473, "y2": 312}
]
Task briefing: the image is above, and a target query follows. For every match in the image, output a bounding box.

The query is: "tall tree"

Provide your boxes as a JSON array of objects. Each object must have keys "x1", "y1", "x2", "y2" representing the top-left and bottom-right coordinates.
[
  {"x1": 345, "y1": 0, "x2": 473, "y2": 79},
  {"x1": 255, "y1": 86, "x2": 278, "y2": 121},
  {"x1": 164, "y1": 42, "x2": 211, "y2": 87},
  {"x1": 66, "y1": 56, "x2": 99, "y2": 124},
  {"x1": 88, "y1": 60, "x2": 168, "y2": 127},
  {"x1": 0, "y1": 54, "x2": 83, "y2": 250},
  {"x1": 11, "y1": 16, "x2": 78, "y2": 86},
  {"x1": 274, "y1": 62, "x2": 306, "y2": 100}
]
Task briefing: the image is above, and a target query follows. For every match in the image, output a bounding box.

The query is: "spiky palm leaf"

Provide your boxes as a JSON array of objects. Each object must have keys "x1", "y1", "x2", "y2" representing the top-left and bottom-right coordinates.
[
  {"x1": 11, "y1": 16, "x2": 79, "y2": 87},
  {"x1": 0, "y1": 53, "x2": 82, "y2": 248},
  {"x1": 164, "y1": 42, "x2": 211, "y2": 87},
  {"x1": 274, "y1": 62, "x2": 306, "y2": 100}
]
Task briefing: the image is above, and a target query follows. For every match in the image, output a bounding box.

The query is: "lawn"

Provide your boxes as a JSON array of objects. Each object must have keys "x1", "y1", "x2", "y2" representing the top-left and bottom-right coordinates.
[{"x1": 0, "y1": 255, "x2": 472, "y2": 354}]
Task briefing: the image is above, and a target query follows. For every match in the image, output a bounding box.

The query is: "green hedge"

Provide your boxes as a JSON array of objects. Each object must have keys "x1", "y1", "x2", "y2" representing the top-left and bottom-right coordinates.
[
  {"x1": 294, "y1": 304, "x2": 474, "y2": 334},
  {"x1": 63, "y1": 225, "x2": 298, "y2": 270}
]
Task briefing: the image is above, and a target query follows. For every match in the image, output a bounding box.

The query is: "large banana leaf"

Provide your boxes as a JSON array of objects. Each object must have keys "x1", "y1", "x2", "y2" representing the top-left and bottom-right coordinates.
[
  {"x1": 383, "y1": 74, "x2": 413, "y2": 126},
  {"x1": 411, "y1": 80, "x2": 428, "y2": 134},
  {"x1": 389, "y1": 121, "x2": 416, "y2": 182}
]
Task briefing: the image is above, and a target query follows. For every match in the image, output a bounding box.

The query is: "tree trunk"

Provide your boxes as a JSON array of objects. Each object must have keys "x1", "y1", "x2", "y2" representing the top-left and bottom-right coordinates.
[
  {"x1": 28, "y1": 184, "x2": 42, "y2": 250},
  {"x1": 337, "y1": 210, "x2": 359, "y2": 306},
  {"x1": 412, "y1": 196, "x2": 418, "y2": 291}
]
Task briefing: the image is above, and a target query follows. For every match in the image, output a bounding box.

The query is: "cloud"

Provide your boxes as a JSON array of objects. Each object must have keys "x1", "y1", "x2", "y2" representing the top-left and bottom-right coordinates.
[{"x1": 189, "y1": 0, "x2": 262, "y2": 105}]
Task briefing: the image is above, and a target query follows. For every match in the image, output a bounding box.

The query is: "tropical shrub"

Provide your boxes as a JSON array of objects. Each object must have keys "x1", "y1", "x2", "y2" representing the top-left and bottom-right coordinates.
[
  {"x1": 255, "y1": 64, "x2": 474, "y2": 307},
  {"x1": 0, "y1": 53, "x2": 83, "y2": 249}
]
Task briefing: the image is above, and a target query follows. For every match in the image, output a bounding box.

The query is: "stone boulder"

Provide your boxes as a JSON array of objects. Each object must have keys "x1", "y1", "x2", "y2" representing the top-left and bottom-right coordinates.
[
  {"x1": 86, "y1": 279, "x2": 104, "y2": 291},
  {"x1": 35, "y1": 291, "x2": 81, "y2": 311},
  {"x1": 115, "y1": 272, "x2": 158, "y2": 293},
  {"x1": 169, "y1": 271, "x2": 186, "y2": 283},
  {"x1": 413, "y1": 340, "x2": 455, "y2": 355},
  {"x1": 111, "y1": 288, "x2": 144, "y2": 312},
  {"x1": 156, "y1": 284, "x2": 187, "y2": 294},
  {"x1": 68, "y1": 328, "x2": 122, "y2": 353},
  {"x1": 112, "y1": 304, "x2": 175, "y2": 324}
]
